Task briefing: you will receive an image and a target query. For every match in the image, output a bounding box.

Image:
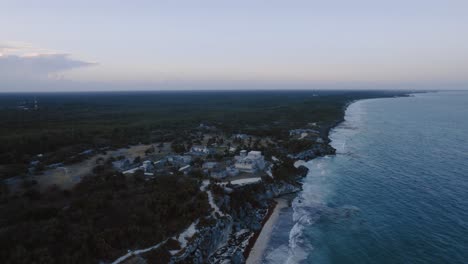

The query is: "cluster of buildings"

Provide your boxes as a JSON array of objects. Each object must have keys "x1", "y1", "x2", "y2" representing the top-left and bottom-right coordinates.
[
  {"x1": 17, "y1": 98, "x2": 39, "y2": 111},
  {"x1": 119, "y1": 160, "x2": 156, "y2": 176},
  {"x1": 189, "y1": 145, "x2": 213, "y2": 155},
  {"x1": 111, "y1": 131, "x2": 269, "y2": 180},
  {"x1": 115, "y1": 147, "x2": 268, "y2": 181}
]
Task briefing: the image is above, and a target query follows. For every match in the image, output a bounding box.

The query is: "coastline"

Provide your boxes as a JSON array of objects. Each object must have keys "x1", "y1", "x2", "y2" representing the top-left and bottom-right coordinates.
[
  {"x1": 243, "y1": 99, "x2": 353, "y2": 264},
  {"x1": 245, "y1": 198, "x2": 289, "y2": 264},
  {"x1": 243, "y1": 93, "x2": 414, "y2": 263},
  {"x1": 247, "y1": 91, "x2": 468, "y2": 263}
]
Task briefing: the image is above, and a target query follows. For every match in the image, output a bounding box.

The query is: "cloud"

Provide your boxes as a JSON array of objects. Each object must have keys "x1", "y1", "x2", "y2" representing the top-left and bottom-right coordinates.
[
  {"x1": 0, "y1": 53, "x2": 96, "y2": 80},
  {"x1": 0, "y1": 42, "x2": 32, "y2": 55},
  {"x1": 0, "y1": 42, "x2": 96, "y2": 81}
]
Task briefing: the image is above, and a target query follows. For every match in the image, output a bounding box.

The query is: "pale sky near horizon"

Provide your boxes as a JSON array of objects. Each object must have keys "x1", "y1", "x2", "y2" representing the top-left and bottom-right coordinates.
[{"x1": 1, "y1": 0, "x2": 468, "y2": 91}]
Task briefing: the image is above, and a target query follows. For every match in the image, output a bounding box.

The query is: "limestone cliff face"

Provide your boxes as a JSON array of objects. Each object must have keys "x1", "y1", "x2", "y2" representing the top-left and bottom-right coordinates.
[
  {"x1": 171, "y1": 178, "x2": 307, "y2": 264},
  {"x1": 171, "y1": 216, "x2": 233, "y2": 264},
  {"x1": 261, "y1": 180, "x2": 303, "y2": 199},
  {"x1": 288, "y1": 143, "x2": 336, "y2": 160}
]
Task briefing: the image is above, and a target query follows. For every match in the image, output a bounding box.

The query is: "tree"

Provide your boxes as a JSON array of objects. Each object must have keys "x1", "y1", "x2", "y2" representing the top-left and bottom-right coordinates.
[
  {"x1": 145, "y1": 146, "x2": 155, "y2": 155},
  {"x1": 133, "y1": 156, "x2": 141, "y2": 164},
  {"x1": 0, "y1": 181, "x2": 9, "y2": 201},
  {"x1": 171, "y1": 142, "x2": 186, "y2": 154}
]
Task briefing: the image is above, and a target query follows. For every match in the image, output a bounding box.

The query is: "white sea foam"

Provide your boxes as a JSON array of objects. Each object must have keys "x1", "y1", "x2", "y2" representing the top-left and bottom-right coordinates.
[
  {"x1": 264, "y1": 245, "x2": 289, "y2": 264},
  {"x1": 331, "y1": 100, "x2": 365, "y2": 154},
  {"x1": 281, "y1": 100, "x2": 366, "y2": 263}
]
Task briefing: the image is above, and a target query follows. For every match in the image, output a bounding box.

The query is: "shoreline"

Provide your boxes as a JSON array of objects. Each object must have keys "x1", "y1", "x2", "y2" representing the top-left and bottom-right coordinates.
[
  {"x1": 243, "y1": 98, "x2": 354, "y2": 264},
  {"x1": 242, "y1": 94, "x2": 412, "y2": 263},
  {"x1": 241, "y1": 91, "x2": 459, "y2": 263},
  {"x1": 245, "y1": 198, "x2": 289, "y2": 264}
]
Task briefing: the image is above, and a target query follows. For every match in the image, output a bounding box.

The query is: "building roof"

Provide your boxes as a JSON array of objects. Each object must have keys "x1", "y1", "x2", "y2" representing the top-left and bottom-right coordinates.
[{"x1": 179, "y1": 165, "x2": 191, "y2": 171}]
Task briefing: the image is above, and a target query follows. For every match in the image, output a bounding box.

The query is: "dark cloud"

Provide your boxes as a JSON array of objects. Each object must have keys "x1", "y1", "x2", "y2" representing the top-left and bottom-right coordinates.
[{"x1": 0, "y1": 53, "x2": 96, "y2": 80}]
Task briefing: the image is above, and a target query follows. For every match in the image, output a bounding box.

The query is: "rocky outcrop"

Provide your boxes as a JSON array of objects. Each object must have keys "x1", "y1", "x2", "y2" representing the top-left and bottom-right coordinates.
[
  {"x1": 288, "y1": 143, "x2": 335, "y2": 160},
  {"x1": 208, "y1": 229, "x2": 253, "y2": 264},
  {"x1": 171, "y1": 216, "x2": 233, "y2": 264},
  {"x1": 260, "y1": 181, "x2": 302, "y2": 199}
]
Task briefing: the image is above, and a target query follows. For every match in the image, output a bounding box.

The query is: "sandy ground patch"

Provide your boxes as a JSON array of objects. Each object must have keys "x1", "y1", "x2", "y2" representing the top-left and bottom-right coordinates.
[{"x1": 8, "y1": 144, "x2": 156, "y2": 192}]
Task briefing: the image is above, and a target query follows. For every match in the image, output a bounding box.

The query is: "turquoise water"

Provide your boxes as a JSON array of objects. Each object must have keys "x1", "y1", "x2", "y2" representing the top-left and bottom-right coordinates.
[{"x1": 263, "y1": 92, "x2": 468, "y2": 263}]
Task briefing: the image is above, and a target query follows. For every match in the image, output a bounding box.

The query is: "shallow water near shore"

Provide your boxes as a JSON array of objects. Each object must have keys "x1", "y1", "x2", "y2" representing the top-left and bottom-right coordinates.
[{"x1": 262, "y1": 91, "x2": 468, "y2": 263}]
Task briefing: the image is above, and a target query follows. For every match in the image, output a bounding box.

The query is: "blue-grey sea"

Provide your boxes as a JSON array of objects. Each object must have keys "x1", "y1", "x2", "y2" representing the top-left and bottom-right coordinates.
[{"x1": 263, "y1": 91, "x2": 468, "y2": 263}]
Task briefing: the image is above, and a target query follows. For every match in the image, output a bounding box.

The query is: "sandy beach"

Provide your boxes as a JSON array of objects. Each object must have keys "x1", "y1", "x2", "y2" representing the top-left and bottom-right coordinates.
[{"x1": 246, "y1": 198, "x2": 288, "y2": 264}]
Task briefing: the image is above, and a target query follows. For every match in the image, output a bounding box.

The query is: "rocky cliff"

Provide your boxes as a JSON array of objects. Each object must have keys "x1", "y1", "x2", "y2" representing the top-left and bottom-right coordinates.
[
  {"x1": 171, "y1": 216, "x2": 233, "y2": 264},
  {"x1": 170, "y1": 177, "x2": 306, "y2": 264}
]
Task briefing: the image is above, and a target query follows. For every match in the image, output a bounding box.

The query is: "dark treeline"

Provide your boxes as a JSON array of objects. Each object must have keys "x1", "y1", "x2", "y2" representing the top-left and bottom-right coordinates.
[{"x1": 0, "y1": 165, "x2": 209, "y2": 264}]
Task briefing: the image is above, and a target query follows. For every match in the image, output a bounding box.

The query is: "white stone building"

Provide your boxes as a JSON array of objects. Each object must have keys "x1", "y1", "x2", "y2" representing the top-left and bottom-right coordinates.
[{"x1": 234, "y1": 150, "x2": 265, "y2": 173}]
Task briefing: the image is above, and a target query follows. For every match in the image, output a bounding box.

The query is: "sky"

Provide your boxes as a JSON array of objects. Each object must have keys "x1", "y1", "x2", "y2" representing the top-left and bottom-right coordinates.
[{"x1": 1, "y1": 0, "x2": 468, "y2": 91}]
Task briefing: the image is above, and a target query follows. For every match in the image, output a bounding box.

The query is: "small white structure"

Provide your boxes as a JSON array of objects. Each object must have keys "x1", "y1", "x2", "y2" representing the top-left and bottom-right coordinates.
[
  {"x1": 123, "y1": 167, "x2": 142, "y2": 175},
  {"x1": 233, "y1": 134, "x2": 249, "y2": 140},
  {"x1": 229, "y1": 177, "x2": 262, "y2": 186},
  {"x1": 190, "y1": 145, "x2": 211, "y2": 155},
  {"x1": 229, "y1": 147, "x2": 237, "y2": 153},
  {"x1": 234, "y1": 150, "x2": 265, "y2": 173},
  {"x1": 179, "y1": 165, "x2": 191, "y2": 175}
]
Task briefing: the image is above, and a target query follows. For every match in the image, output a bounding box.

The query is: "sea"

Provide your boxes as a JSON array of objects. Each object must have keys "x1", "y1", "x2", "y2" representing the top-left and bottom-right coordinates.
[{"x1": 262, "y1": 91, "x2": 468, "y2": 264}]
